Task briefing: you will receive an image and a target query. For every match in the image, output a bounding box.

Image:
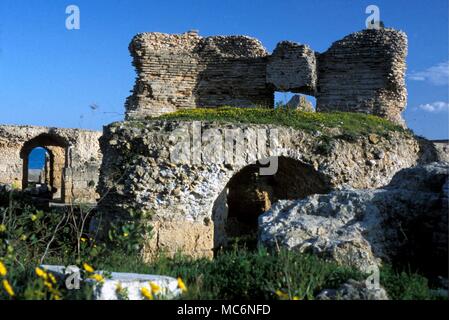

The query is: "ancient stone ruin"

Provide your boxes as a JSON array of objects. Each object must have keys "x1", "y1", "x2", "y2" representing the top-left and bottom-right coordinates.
[
  {"x1": 0, "y1": 27, "x2": 446, "y2": 281},
  {"x1": 126, "y1": 28, "x2": 408, "y2": 126},
  {"x1": 87, "y1": 27, "x2": 420, "y2": 259},
  {"x1": 0, "y1": 125, "x2": 101, "y2": 203},
  {"x1": 125, "y1": 31, "x2": 272, "y2": 118},
  {"x1": 316, "y1": 29, "x2": 408, "y2": 126},
  {"x1": 97, "y1": 120, "x2": 421, "y2": 259}
]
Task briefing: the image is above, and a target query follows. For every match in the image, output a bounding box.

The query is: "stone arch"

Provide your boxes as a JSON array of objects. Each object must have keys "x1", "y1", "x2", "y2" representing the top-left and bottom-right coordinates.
[
  {"x1": 20, "y1": 133, "x2": 69, "y2": 202},
  {"x1": 212, "y1": 156, "x2": 332, "y2": 251}
]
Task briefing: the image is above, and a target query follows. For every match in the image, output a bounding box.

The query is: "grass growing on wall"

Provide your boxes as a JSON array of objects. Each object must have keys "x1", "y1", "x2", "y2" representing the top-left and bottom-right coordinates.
[{"x1": 155, "y1": 107, "x2": 407, "y2": 137}]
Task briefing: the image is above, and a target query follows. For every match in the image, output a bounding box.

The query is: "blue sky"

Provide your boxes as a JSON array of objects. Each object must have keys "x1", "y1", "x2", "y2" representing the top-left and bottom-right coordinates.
[{"x1": 0, "y1": 0, "x2": 448, "y2": 139}]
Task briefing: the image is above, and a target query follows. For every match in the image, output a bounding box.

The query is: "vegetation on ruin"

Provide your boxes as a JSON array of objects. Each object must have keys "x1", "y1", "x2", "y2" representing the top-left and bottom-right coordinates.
[
  {"x1": 155, "y1": 107, "x2": 408, "y2": 138},
  {"x1": 0, "y1": 188, "x2": 444, "y2": 300}
]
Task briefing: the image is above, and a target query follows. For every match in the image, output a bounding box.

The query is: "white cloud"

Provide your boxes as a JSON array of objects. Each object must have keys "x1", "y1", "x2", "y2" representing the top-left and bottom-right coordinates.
[
  {"x1": 408, "y1": 61, "x2": 449, "y2": 86},
  {"x1": 417, "y1": 101, "x2": 449, "y2": 113}
]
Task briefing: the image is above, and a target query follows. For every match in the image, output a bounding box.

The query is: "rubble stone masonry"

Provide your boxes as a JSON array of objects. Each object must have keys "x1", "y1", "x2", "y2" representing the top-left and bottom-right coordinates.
[
  {"x1": 125, "y1": 31, "x2": 273, "y2": 119},
  {"x1": 316, "y1": 28, "x2": 408, "y2": 126},
  {"x1": 125, "y1": 28, "x2": 408, "y2": 126}
]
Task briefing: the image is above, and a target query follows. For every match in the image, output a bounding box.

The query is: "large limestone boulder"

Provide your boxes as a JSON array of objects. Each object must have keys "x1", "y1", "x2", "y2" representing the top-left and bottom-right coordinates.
[{"x1": 259, "y1": 162, "x2": 448, "y2": 275}]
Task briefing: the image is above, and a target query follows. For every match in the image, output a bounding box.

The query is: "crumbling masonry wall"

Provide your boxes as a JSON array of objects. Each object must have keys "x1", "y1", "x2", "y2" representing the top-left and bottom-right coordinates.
[
  {"x1": 125, "y1": 28, "x2": 408, "y2": 125},
  {"x1": 315, "y1": 29, "x2": 408, "y2": 126},
  {"x1": 125, "y1": 31, "x2": 273, "y2": 119},
  {"x1": 97, "y1": 120, "x2": 420, "y2": 259},
  {"x1": 266, "y1": 41, "x2": 317, "y2": 95},
  {"x1": 0, "y1": 125, "x2": 102, "y2": 203}
]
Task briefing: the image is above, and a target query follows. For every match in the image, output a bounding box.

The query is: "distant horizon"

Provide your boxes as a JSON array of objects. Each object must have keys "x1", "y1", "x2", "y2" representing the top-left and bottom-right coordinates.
[{"x1": 0, "y1": 0, "x2": 448, "y2": 139}]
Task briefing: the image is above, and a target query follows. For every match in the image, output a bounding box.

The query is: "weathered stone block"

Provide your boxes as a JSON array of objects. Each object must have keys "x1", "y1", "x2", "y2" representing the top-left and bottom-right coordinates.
[
  {"x1": 143, "y1": 219, "x2": 214, "y2": 260},
  {"x1": 267, "y1": 41, "x2": 317, "y2": 95}
]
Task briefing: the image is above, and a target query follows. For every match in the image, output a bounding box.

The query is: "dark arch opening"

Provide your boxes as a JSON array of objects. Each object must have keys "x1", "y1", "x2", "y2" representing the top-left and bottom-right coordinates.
[
  {"x1": 20, "y1": 133, "x2": 69, "y2": 202},
  {"x1": 213, "y1": 157, "x2": 331, "y2": 251}
]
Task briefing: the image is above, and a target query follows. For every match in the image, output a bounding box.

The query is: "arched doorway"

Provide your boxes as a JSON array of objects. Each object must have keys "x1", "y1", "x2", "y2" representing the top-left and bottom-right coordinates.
[
  {"x1": 213, "y1": 157, "x2": 331, "y2": 251},
  {"x1": 20, "y1": 134, "x2": 68, "y2": 202},
  {"x1": 26, "y1": 147, "x2": 52, "y2": 198}
]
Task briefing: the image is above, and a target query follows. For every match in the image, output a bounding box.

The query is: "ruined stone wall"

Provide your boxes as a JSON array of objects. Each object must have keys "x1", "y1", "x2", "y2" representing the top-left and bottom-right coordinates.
[
  {"x1": 125, "y1": 28, "x2": 408, "y2": 125},
  {"x1": 316, "y1": 29, "x2": 408, "y2": 126},
  {"x1": 0, "y1": 125, "x2": 102, "y2": 203},
  {"x1": 266, "y1": 41, "x2": 317, "y2": 95},
  {"x1": 125, "y1": 31, "x2": 273, "y2": 119},
  {"x1": 97, "y1": 120, "x2": 420, "y2": 259},
  {"x1": 45, "y1": 145, "x2": 65, "y2": 199}
]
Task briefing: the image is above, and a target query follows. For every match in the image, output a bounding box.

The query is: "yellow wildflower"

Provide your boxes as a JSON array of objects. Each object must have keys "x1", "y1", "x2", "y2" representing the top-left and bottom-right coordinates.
[
  {"x1": 123, "y1": 232, "x2": 129, "y2": 237},
  {"x1": 35, "y1": 267, "x2": 48, "y2": 280},
  {"x1": 275, "y1": 290, "x2": 289, "y2": 299},
  {"x1": 83, "y1": 263, "x2": 94, "y2": 273},
  {"x1": 90, "y1": 274, "x2": 105, "y2": 283},
  {"x1": 11, "y1": 180, "x2": 20, "y2": 190},
  {"x1": 293, "y1": 296, "x2": 301, "y2": 300},
  {"x1": 48, "y1": 273, "x2": 57, "y2": 284},
  {"x1": 53, "y1": 295, "x2": 62, "y2": 300},
  {"x1": 149, "y1": 281, "x2": 161, "y2": 294},
  {"x1": 20, "y1": 235, "x2": 27, "y2": 241},
  {"x1": 177, "y1": 277, "x2": 187, "y2": 293},
  {"x1": 80, "y1": 237, "x2": 87, "y2": 242},
  {"x1": 0, "y1": 224, "x2": 6, "y2": 233},
  {"x1": 44, "y1": 281, "x2": 53, "y2": 290},
  {"x1": 30, "y1": 214, "x2": 37, "y2": 222},
  {"x1": 2, "y1": 279, "x2": 15, "y2": 297},
  {"x1": 141, "y1": 287, "x2": 153, "y2": 300},
  {"x1": 0, "y1": 261, "x2": 7, "y2": 277}
]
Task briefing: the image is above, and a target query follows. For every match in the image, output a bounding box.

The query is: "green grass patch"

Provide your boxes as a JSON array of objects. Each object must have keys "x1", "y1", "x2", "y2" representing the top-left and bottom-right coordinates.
[
  {"x1": 380, "y1": 265, "x2": 446, "y2": 300},
  {"x1": 94, "y1": 247, "x2": 364, "y2": 300},
  {"x1": 153, "y1": 107, "x2": 407, "y2": 137},
  {"x1": 92, "y1": 248, "x2": 445, "y2": 300}
]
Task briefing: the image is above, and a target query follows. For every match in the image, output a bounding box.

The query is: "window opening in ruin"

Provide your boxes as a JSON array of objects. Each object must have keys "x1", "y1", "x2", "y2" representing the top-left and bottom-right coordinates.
[{"x1": 21, "y1": 134, "x2": 68, "y2": 203}]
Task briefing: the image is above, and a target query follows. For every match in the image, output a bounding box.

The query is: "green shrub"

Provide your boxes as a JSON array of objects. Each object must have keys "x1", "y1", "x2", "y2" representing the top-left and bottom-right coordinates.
[{"x1": 380, "y1": 265, "x2": 443, "y2": 300}]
